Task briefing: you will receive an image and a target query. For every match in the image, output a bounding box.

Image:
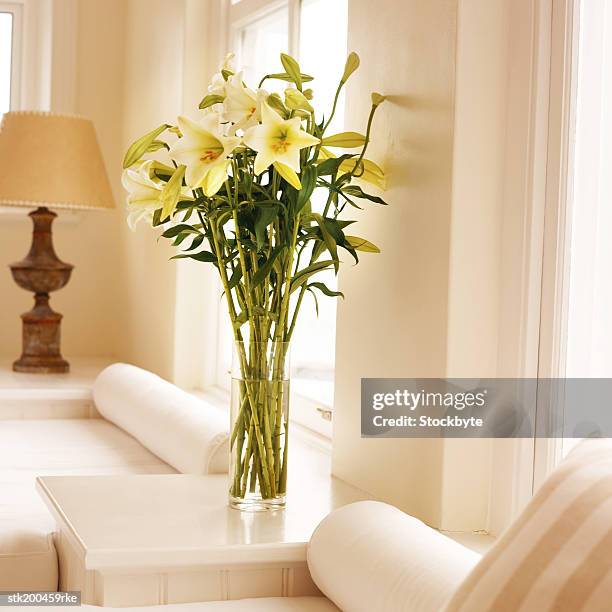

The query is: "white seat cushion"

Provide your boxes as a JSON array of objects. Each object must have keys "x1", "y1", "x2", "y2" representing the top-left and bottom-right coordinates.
[
  {"x1": 0, "y1": 419, "x2": 175, "y2": 591},
  {"x1": 0, "y1": 530, "x2": 57, "y2": 591}
]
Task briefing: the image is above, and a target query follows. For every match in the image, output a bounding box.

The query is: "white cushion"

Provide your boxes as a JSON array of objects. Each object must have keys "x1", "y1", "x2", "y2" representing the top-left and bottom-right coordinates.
[
  {"x1": 445, "y1": 438, "x2": 612, "y2": 612},
  {"x1": 0, "y1": 530, "x2": 57, "y2": 591},
  {"x1": 307, "y1": 501, "x2": 480, "y2": 612},
  {"x1": 93, "y1": 363, "x2": 229, "y2": 474},
  {"x1": 0, "y1": 419, "x2": 174, "y2": 591}
]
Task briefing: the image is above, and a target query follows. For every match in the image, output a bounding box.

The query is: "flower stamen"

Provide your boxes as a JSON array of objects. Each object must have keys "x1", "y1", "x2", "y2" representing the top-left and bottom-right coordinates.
[{"x1": 200, "y1": 150, "x2": 221, "y2": 163}]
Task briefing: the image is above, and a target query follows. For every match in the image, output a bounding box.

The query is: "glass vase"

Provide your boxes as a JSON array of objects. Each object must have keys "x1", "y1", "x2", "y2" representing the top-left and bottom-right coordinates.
[{"x1": 229, "y1": 340, "x2": 290, "y2": 511}]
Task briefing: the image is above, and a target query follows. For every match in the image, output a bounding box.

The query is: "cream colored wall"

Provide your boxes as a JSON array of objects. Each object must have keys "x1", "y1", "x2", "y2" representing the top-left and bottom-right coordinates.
[
  {"x1": 118, "y1": 0, "x2": 187, "y2": 381},
  {"x1": 332, "y1": 0, "x2": 458, "y2": 526},
  {"x1": 440, "y1": 0, "x2": 510, "y2": 532},
  {"x1": 333, "y1": 0, "x2": 513, "y2": 530},
  {"x1": 0, "y1": 0, "x2": 126, "y2": 361}
]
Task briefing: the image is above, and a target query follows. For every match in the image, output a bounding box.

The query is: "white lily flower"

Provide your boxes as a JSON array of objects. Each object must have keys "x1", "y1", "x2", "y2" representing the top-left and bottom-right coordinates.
[
  {"x1": 223, "y1": 72, "x2": 266, "y2": 133},
  {"x1": 243, "y1": 103, "x2": 320, "y2": 175},
  {"x1": 169, "y1": 114, "x2": 240, "y2": 196},
  {"x1": 221, "y1": 52, "x2": 235, "y2": 72},
  {"x1": 208, "y1": 73, "x2": 226, "y2": 98},
  {"x1": 207, "y1": 53, "x2": 236, "y2": 98},
  {"x1": 121, "y1": 160, "x2": 163, "y2": 230}
]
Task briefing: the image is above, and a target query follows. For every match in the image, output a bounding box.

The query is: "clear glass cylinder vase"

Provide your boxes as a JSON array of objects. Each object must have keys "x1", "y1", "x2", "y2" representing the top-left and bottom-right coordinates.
[{"x1": 229, "y1": 340, "x2": 290, "y2": 511}]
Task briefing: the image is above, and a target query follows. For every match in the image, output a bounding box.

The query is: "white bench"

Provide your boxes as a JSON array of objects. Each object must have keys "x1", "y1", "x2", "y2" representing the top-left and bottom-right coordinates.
[{"x1": 0, "y1": 364, "x2": 228, "y2": 591}]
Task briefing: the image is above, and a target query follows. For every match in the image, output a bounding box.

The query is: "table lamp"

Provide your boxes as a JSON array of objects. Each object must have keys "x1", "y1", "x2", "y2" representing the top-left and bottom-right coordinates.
[{"x1": 0, "y1": 111, "x2": 115, "y2": 373}]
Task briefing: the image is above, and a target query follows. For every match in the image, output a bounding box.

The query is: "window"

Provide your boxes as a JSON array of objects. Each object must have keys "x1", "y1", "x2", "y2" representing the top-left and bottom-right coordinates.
[
  {"x1": 0, "y1": 2, "x2": 22, "y2": 115},
  {"x1": 213, "y1": 0, "x2": 348, "y2": 435},
  {"x1": 535, "y1": 0, "x2": 612, "y2": 473}
]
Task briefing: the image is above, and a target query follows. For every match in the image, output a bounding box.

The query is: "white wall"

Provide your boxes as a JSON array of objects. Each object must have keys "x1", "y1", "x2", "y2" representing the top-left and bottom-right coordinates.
[
  {"x1": 332, "y1": 0, "x2": 517, "y2": 530},
  {"x1": 332, "y1": 0, "x2": 457, "y2": 527},
  {"x1": 118, "y1": 0, "x2": 187, "y2": 380},
  {"x1": 441, "y1": 0, "x2": 510, "y2": 532}
]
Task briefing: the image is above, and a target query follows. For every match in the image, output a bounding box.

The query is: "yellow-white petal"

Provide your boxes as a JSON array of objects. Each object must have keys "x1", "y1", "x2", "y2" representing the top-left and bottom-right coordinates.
[{"x1": 201, "y1": 163, "x2": 229, "y2": 196}]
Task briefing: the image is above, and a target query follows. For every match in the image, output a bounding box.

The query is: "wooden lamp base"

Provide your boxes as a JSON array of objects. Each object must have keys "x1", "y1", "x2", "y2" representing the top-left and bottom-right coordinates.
[{"x1": 10, "y1": 207, "x2": 73, "y2": 374}]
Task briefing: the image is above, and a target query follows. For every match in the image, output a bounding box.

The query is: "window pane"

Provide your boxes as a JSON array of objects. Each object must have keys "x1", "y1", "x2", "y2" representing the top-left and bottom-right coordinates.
[
  {"x1": 290, "y1": 0, "x2": 348, "y2": 406},
  {"x1": 560, "y1": 0, "x2": 612, "y2": 456},
  {"x1": 235, "y1": 6, "x2": 289, "y2": 88},
  {"x1": 299, "y1": 0, "x2": 348, "y2": 132},
  {"x1": 0, "y1": 12, "x2": 13, "y2": 115},
  {"x1": 565, "y1": 0, "x2": 612, "y2": 379}
]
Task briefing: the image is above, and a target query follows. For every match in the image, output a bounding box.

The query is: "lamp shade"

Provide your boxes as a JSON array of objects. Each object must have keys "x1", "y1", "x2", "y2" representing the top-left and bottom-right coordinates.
[{"x1": 0, "y1": 111, "x2": 115, "y2": 211}]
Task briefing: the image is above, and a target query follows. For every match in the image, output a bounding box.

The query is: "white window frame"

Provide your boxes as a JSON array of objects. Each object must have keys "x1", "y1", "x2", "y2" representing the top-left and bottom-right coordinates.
[
  {"x1": 532, "y1": 0, "x2": 580, "y2": 490},
  {"x1": 0, "y1": 1, "x2": 23, "y2": 112},
  {"x1": 486, "y1": 0, "x2": 580, "y2": 534},
  {"x1": 0, "y1": 2, "x2": 24, "y2": 218},
  {"x1": 228, "y1": 0, "x2": 300, "y2": 57}
]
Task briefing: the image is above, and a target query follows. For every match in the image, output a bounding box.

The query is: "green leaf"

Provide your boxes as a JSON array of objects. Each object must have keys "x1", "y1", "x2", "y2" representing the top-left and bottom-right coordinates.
[
  {"x1": 303, "y1": 213, "x2": 339, "y2": 273},
  {"x1": 324, "y1": 218, "x2": 355, "y2": 242},
  {"x1": 342, "y1": 185, "x2": 387, "y2": 205},
  {"x1": 338, "y1": 157, "x2": 386, "y2": 189},
  {"x1": 308, "y1": 282, "x2": 344, "y2": 299},
  {"x1": 172, "y1": 232, "x2": 190, "y2": 247},
  {"x1": 123, "y1": 124, "x2": 170, "y2": 168},
  {"x1": 184, "y1": 234, "x2": 205, "y2": 252},
  {"x1": 251, "y1": 246, "x2": 286, "y2": 290},
  {"x1": 263, "y1": 72, "x2": 314, "y2": 84},
  {"x1": 341, "y1": 52, "x2": 360, "y2": 83},
  {"x1": 162, "y1": 223, "x2": 200, "y2": 238},
  {"x1": 316, "y1": 153, "x2": 355, "y2": 176},
  {"x1": 228, "y1": 266, "x2": 242, "y2": 289},
  {"x1": 274, "y1": 162, "x2": 302, "y2": 189},
  {"x1": 306, "y1": 286, "x2": 319, "y2": 317},
  {"x1": 171, "y1": 250, "x2": 217, "y2": 262},
  {"x1": 152, "y1": 208, "x2": 164, "y2": 227},
  {"x1": 199, "y1": 94, "x2": 225, "y2": 110},
  {"x1": 345, "y1": 235, "x2": 381, "y2": 253},
  {"x1": 280, "y1": 53, "x2": 302, "y2": 90},
  {"x1": 322, "y1": 132, "x2": 366, "y2": 148},
  {"x1": 160, "y1": 165, "x2": 186, "y2": 219},
  {"x1": 254, "y1": 204, "x2": 279, "y2": 251},
  {"x1": 312, "y1": 239, "x2": 327, "y2": 262},
  {"x1": 290, "y1": 260, "x2": 335, "y2": 293},
  {"x1": 296, "y1": 165, "x2": 317, "y2": 214}
]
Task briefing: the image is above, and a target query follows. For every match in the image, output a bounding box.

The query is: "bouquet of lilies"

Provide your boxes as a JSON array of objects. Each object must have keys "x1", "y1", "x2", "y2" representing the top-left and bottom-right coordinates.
[{"x1": 122, "y1": 51, "x2": 387, "y2": 505}]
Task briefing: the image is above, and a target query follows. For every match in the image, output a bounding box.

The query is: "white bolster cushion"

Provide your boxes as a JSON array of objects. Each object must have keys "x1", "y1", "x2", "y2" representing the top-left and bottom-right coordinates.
[
  {"x1": 93, "y1": 363, "x2": 229, "y2": 474},
  {"x1": 307, "y1": 501, "x2": 480, "y2": 612}
]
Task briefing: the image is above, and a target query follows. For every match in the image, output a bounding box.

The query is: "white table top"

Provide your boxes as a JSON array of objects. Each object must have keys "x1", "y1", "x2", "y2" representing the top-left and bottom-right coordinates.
[{"x1": 36, "y1": 448, "x2": 369, "y2": 571}]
